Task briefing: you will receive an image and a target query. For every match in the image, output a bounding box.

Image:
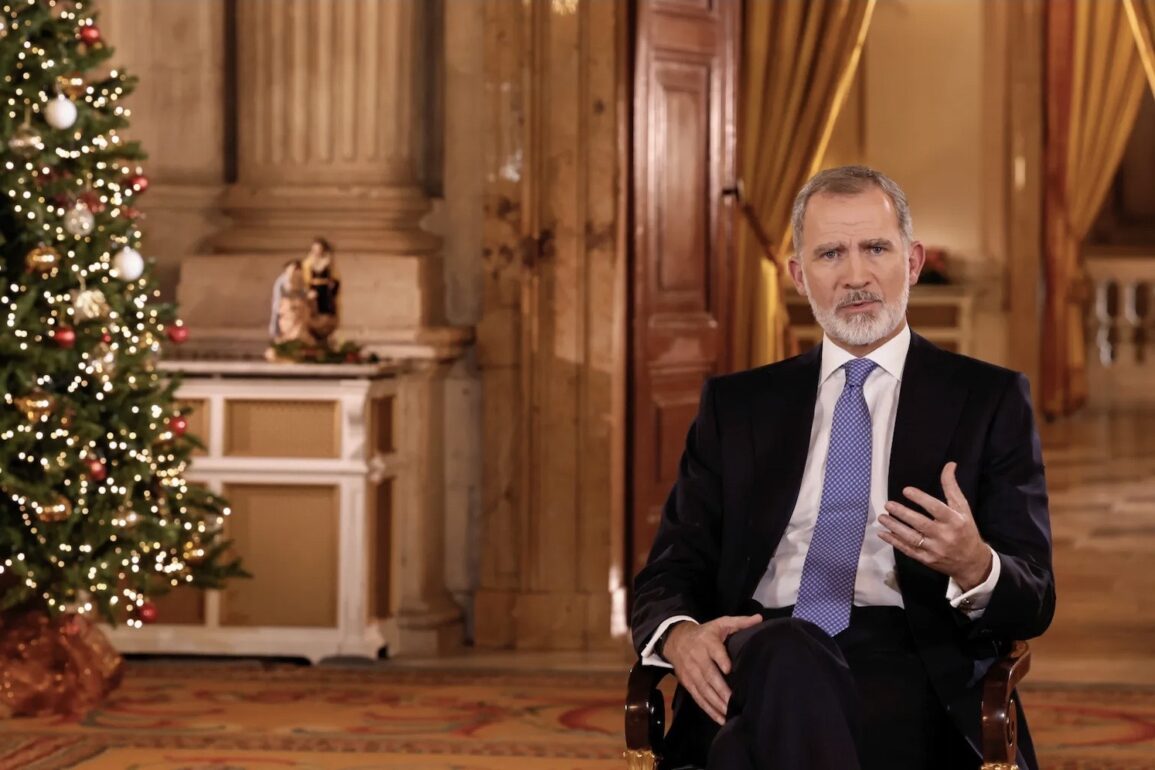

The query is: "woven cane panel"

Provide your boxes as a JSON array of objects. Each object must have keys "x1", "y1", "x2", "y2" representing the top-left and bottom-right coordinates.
[
  {"x1": 219, "y1": 483, "x2": 340, "y2": 628},
  {"x1": 224, "y1": 399, "x2": 339, "y2": 458}
]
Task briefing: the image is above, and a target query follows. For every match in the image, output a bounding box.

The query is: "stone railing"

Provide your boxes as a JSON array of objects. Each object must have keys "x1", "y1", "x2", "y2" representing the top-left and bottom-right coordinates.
[
  {"x1": 1084, "y1": 251, "x2": 1155, "y2": 408},
  {"x1": 1085, "y1": 253, "x2": 1155, "y2": 367}
]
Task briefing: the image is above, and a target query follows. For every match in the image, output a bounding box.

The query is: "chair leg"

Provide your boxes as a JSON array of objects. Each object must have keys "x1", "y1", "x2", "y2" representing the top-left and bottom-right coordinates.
[{"x1": 624, "y1": 748, "x2": 659, "y2": 770}]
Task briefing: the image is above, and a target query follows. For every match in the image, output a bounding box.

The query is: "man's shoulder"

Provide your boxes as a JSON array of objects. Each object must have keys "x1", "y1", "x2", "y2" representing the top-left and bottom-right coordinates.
[
  {"x1": 706, "y1": 348, "x2": 820, "y2": 400},
  {"x1": 912, "y1": 334, "x2": 1026, "y2": 391}
]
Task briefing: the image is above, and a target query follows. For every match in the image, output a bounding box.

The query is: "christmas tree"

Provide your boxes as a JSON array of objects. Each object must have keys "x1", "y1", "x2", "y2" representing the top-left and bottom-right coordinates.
[{"x1": 0, "y1": 0, "x2": 243, "y2": 632}]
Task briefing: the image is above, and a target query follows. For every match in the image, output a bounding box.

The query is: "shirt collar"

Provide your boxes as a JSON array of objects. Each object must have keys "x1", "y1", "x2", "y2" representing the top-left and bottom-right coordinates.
[{"x1": 820, "y1": 323, "x2": 911, "y2": 384}]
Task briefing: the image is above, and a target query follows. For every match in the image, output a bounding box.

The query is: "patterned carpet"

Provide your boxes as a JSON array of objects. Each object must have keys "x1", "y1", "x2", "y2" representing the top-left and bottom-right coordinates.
[{"x1": 0, "y1": 662, "x2": 1153, "y2": 769}]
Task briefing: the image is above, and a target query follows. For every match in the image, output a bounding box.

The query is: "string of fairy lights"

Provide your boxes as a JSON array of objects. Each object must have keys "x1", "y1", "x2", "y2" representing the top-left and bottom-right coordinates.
[{"x1": 1, "y1": 0, "x2": 231, "y2": 627}]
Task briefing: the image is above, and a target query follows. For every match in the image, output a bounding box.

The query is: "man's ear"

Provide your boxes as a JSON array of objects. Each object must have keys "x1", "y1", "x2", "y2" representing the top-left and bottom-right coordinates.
[
  {"x1": 788, "y1": 258, "x2": 807, "y2": 296},
  {"x1": 907, "y1": 241, "x2": 926, "y2": 286}
]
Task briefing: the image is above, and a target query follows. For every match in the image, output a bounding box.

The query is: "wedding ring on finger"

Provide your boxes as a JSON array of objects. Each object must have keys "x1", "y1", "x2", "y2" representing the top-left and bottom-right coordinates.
[{"x1": 916, "y1": 535, "x2": 926, "y2": 549}]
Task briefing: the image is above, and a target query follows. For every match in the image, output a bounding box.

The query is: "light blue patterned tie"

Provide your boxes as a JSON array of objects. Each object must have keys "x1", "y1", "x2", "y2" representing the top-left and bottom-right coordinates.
[{"x1": 793, "y1": 358, "x2": 878, "y2": 637}]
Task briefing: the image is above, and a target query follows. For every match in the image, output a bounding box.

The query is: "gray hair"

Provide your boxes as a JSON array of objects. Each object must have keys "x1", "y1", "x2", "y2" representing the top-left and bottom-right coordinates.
[{"x1": 790, "y1": 165, "x2": 913, "y2": 257}]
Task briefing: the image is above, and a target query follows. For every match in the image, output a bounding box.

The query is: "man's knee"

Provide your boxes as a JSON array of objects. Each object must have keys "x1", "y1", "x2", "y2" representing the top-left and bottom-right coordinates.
[{"x1": 728, "y1": 617, "x2": 842, "y2": 677}]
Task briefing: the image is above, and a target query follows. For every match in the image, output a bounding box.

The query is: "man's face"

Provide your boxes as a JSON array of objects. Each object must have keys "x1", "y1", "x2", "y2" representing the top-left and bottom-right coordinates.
[{"x1": 788, "y1": 188, "x2": 924, "y2": 350}]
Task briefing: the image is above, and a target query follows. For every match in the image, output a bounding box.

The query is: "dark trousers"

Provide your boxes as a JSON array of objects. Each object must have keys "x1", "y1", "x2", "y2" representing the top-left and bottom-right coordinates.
[{"x1": 702, "y1": 606, "x2": 977, "y2": 770}]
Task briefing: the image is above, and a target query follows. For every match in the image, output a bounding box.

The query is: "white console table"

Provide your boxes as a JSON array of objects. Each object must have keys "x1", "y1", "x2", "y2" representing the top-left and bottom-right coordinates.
[{"x1": 102, "y1": 360, "x2": 461, "y2": 662}]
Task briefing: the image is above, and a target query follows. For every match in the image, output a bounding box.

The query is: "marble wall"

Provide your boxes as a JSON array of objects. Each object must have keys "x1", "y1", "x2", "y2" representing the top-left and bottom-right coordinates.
[{"x1": 470, "y1": 0, "x2": 629, "y2": 650}]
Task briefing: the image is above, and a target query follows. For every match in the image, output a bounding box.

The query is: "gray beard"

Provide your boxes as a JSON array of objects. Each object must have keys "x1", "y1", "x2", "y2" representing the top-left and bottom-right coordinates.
[{"x1": 803, "y1": 278, "x2": 910, "y2": 348}]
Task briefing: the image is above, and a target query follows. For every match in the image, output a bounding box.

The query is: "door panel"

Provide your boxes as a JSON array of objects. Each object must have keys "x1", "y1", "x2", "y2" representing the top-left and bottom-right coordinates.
[{"x1": 630, "y1": 0, "x2": 738, "y2": 578}]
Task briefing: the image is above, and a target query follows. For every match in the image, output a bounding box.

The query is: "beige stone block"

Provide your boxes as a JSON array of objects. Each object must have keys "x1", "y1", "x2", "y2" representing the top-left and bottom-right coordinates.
[
  {"x1": 476, "y1": 307, "x2": 521, "y2": 368},
  {"x1": 515, "y1": 592, "x2": 588, "y2": 651},
  {"x1": 142, "y1": 185, "x2": 227, "y2": 302},
  {"x1": 479, "y1": 366, "x2": 522, "y2": 589},
  {"x1": 177, "y1": 253, "x2": 439, "y2": 335},
  {"x1": 473, "y1": 589, "x2": 517, "y2": 648},
  {"x1": 584, "y1": 591, "x2": 618, "y2": 650}
]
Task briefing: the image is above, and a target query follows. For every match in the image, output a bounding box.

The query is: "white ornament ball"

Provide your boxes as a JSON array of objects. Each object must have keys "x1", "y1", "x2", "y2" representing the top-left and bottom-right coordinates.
[
  {"x1": 63, "y1": 202, "x2": 95, "y2": 236},
  {"x1": 112, "y1": 247, "x2": 145, "y2": 281},
  {"x1": 45, "y1": 94, "x2": 78, "y2": 130}
]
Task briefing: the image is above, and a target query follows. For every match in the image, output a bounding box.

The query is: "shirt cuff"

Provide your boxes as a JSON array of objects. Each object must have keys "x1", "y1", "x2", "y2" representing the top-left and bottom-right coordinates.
[
  {"x1": 640, "y1": 615, "x2": 698, "y2": 668},
  {"x1": 946, "y1": 547, "x2": 1001, "y2": 619}
]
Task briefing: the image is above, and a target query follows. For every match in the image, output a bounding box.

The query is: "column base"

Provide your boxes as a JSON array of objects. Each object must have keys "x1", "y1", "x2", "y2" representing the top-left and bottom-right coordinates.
[
  {"x1": 394, "y1": 606, "x2": 465, "y2": 656},
  {"x1": 213, "y1": 184, "x2": 440, "y2": 256}
]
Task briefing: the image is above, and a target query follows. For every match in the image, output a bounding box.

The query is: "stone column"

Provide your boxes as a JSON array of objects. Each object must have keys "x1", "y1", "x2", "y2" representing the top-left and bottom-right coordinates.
[
  {"x1": 178, "y1": 0, "x2": 466, "y2": 655},
  {"x1": 473, "y1": 0, "x2": 630, "y2": 651},
  {"x1": 180, "y1": 0, "x2": 452, "y2": 353},
  {"x1": 218, "y1": 0, "x2": 436, "y2": 257}
]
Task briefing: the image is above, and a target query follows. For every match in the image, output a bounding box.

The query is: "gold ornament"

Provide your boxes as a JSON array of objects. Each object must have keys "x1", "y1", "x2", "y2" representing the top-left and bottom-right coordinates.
[
  {"x1": 89, "y1": 343, "x2": 116, "y2": 380},
  {"x1": 37, "y1": 496, "x2": 73, "y2": 523},
  {"x1": 14, "y1": 390, "x2": 55, "y2": 421},
  {"x1": 72, "y1": 289, "x2": 110, "y2": 322},
  {"x1": 7, "y1": 124, "x2": 44, "y2": 158},
  {"x1": 114, "y1": 507, "x2": 139, "y2": 529},
  {"x1": 182, "y1": 534, "x2": 211, "y2": 566},
  {"x1": 25, "y1": 245, "x2": 62, "y2": 275},
  {"x1": 57, "y1": 73, "x2": 86, "y2": 99}
]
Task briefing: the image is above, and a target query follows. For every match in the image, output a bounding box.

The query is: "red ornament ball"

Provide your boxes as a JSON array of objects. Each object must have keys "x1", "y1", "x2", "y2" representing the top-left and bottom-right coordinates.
[
  {"x1": 167, "y1": 324, "x2": 189, "y2": 344},
  {"x1": 101, "y1": 332, "x2": 112, "y2": 343},
  {"x1": 78, "y1": 24, "x2": 101, "y2": 45},
  {"x1": 52, "y1": 327, "x2": 76, "y2": 348},
  {"x1": 79, "y1": 191, "x2": 106, "y2": 214},
  {"x1": 87, "y1": 458, "x2": 107, "y2": 481},
  {"x1": 169, "y1": 415, "x2": 188, "y2": 437},
  {"x1": 127, "y1": 173, "x2": 149, "y2": 193},
  {"x1": 138, "y1": 601, "x2": 158, "y2": 624}
]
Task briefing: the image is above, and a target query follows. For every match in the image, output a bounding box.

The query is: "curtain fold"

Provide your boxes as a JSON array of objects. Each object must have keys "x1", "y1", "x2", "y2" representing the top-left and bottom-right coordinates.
[
  {"x1": 1124, "y1": 0, "x2": 1155, "y2": 95},
  {"x1": 732, "y1": 0, "x2": 875, "y2": 371},
  {"x1": 1042, "y1": 0, "x2": 1146, "y2": 416}
]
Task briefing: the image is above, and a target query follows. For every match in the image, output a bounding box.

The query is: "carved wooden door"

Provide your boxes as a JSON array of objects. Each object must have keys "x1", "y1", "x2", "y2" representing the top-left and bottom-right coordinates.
[{"x1": 630, "y1": 0, "x2": 739, "y2": 579}]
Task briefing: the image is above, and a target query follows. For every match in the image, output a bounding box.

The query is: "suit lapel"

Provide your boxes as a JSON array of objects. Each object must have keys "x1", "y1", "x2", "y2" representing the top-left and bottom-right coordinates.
[
  {"x1": 740, "y1": 345, "x2": 821, "y2": 599},
  {"x1": 889, "y1": 333, "x2": 970, "y2": 588}
]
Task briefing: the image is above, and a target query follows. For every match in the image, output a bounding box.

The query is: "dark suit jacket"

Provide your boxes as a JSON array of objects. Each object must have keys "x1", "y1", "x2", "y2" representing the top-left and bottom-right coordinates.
[{"x1": 631, "y1": 333, "x2": 1055, "y2": 768}]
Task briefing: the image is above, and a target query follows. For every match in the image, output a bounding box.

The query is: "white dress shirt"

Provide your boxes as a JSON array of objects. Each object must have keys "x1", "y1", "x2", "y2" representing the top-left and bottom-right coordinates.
[{"x1": 641, "y1": 325, "x2": 1000, "y2": 667}]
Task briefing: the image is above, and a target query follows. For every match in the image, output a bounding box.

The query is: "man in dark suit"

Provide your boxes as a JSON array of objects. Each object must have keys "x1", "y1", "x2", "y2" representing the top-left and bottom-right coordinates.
[{"x1": 631, "y1": 165, "x2": 1055, "y2": 770}]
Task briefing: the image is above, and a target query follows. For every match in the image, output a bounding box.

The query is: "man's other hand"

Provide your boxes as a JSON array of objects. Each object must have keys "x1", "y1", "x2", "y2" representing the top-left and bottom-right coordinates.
[{"x1": 663, "y1": 614, "x2": 763, "y2": 725}]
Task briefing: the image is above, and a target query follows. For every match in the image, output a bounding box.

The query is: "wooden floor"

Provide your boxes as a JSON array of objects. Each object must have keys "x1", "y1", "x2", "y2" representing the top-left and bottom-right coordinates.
[{"x1": 1029, "y1": 408, "x2": 1155, "y2": 684}]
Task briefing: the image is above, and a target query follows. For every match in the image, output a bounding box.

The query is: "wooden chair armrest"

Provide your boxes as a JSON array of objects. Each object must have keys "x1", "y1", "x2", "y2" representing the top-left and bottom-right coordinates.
[
  {"x1": 980, "y1": 641, "x2": 1031, "y2": 770},
  {"x1": 625, "y1": 661, "x2": 672, "y2": 766}
]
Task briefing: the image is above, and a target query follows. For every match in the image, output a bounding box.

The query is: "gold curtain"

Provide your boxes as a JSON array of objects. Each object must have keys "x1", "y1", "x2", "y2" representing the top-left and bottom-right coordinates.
[
  {"x1": 732, "y1": 0, "x2": 875, "y2": 370},
  {"x1": 1042, "y1": 0, "x2": 1146, "y2": 416},
  {"x1": 1124, "y1": 0, "x2": 1155, "y2": 94}
]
